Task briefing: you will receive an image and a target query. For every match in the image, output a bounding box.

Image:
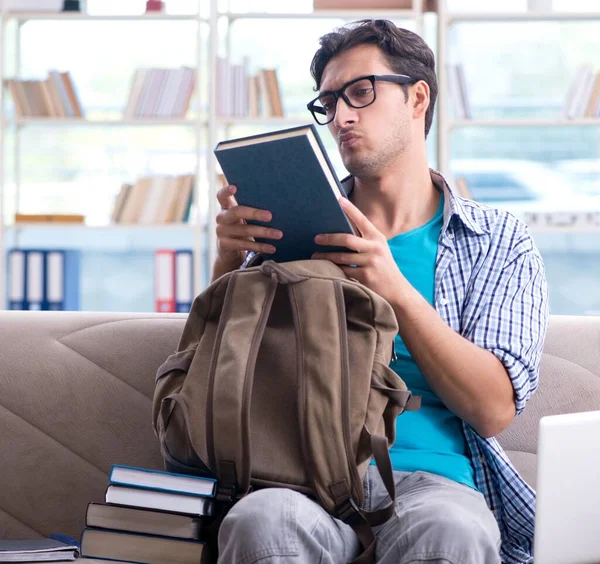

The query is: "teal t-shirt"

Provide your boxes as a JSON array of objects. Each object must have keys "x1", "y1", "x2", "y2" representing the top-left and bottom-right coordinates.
[{"x1": 383, "y1": 195, "x2": 476, "y2": 490}]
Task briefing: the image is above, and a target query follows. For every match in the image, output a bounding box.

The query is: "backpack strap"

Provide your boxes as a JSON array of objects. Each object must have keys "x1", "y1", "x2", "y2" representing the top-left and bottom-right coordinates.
[
  {"x1": 207, "y1": 270, "x2": 279, "y2": 500},
  {"x1": 285, "y1": 275, "x2": 362, "y2": 512}
]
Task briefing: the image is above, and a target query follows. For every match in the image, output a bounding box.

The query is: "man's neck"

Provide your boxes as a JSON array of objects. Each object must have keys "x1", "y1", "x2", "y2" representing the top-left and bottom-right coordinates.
[{"x1": 350, "y1": 150, "x2": 440, "y2": 240}]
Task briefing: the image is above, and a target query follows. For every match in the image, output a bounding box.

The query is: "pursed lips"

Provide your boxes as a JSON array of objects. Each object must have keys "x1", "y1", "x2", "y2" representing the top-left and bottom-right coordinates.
[{"x1": 338, "y1": 132, "x2": 360, "y2": 147}]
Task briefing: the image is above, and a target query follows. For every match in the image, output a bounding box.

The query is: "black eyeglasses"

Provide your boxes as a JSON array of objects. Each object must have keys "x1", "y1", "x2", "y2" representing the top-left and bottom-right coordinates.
[{"x1": 307, "y1": 74, "x2": 417, "y2": 125}]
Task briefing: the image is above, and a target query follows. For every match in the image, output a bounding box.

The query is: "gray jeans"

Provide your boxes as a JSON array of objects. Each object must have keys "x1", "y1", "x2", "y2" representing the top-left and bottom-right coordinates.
[{"x1": 218, "y1": 466, "x2": 501, "y2": 564}]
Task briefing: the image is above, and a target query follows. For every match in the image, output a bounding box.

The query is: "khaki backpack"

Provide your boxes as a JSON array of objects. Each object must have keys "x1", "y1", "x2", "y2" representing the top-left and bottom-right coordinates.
[{"x1": 152, "y1": 259, "x2": 419, "y2": 563}]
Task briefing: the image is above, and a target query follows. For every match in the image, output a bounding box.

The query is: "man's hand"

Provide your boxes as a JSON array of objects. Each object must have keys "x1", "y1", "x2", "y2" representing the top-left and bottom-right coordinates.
[
  {"x1": 212, "y1": 184, "x2": 282, "y2": 280},
  {"x1": 311, "y1": 198, "x2": 405, "y2": 304}
]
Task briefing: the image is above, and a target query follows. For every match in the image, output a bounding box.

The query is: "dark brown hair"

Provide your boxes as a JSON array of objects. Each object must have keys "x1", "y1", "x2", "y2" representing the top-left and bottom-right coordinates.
[{"x1": 310, "y1": 19, "x2": 438, "y2": 138}]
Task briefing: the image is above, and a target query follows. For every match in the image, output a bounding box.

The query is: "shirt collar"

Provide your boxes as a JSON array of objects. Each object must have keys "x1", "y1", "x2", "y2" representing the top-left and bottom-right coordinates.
[{"x1": 341, "y1": 169, "x2": 488, "y2": 237}]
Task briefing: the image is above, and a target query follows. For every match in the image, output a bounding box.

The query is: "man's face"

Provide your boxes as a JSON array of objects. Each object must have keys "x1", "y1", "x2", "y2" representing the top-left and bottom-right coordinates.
[{"x1": 319, "y1": 44, "x2": 413, "y2": 178}]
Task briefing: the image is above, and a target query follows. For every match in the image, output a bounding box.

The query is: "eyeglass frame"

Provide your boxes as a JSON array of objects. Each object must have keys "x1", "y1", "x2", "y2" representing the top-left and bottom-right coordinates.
[{"x1": 307, "y1": 74, "x2": 418, "y2": 125}]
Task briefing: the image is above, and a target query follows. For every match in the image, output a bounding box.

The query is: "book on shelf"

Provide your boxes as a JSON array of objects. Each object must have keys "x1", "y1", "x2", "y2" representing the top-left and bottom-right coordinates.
[
  {"x1": 109, "y1": 464, "x2": 216, "y2": 497},
  {"x1": 14, "y1": 213, "x2": 85, "y2": 224},
  {"x1": 7, "y1": 249, "x2": 80, "y2": 311},
  {"x1": 0, "y1": 537, "x2": 79, "y2": 562},
  {"x1": 312, "y1": 0, "x2": 438, "y2": 10},
  {"x1": 563, "y1": 65, "x2": 600, "y2": 119},
  {"x1": 80, "y1": 528, "x2": 206, "y2": 564},
  {"x1": 124, "y1": 67, "x2": 196, "y2": 119},
  {"x1": 105, "y1": 485, "x2": 215, "y2": 516},
  {"x1": 6, "y1": 71, "x2": 83, "y2": 119},
  {"x1": 85, "y1": 502, "x2": 204, "y2": 540},
  {"x1": 154, "y1": 249, "x2": 194, "y2": 313},
  {"x1": 4, "y1": 0, "x2": 63, "y2": 11},
  {"x1": 217, "y1": 57, "x2": 284, "y2": 118},
  {"x1": 446, "y1": 63, "x2": 472, "y2": 120},
  {"x1": 112, "y1": 174, "x2": 194, "y2": 225},
  {"x1": 214, "y1": 123, "x2": 358, "y2": 263},
  {"x1": 63, "y1": 0, "x2": 84, "y2": 11}
]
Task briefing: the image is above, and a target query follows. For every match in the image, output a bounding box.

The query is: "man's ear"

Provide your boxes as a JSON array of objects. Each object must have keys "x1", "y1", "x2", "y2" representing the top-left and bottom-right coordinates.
[{"x1": 412, "y1": 80, "x2": 430, "y2": 120}]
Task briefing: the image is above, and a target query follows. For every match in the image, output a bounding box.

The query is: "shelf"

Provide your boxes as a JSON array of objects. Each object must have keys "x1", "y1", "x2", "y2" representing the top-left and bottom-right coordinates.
[
  {"x1": 3, "y1": 223, "x2": 201, "y2": 252},
  {"x1": 1, "y1": 12, "x2": 204, "y2": 22},
  {"x1": 447, "y1": 11, "x2": 600, "y2": 23},
  {"x1": 6, "y1": 223, "x2": 197, "y2": 230},
  {"x1": 449, "y1": 118, "x2": 600, "y2": 128},
  {"x1": 222, "y1": 9, "x2": 419, "y2": 21},
  {"x1": 216, "y1": 116, "x2": 312, "y2": 126},
  {"x1": 4, "y1": 118, "x2": 204, "y2": 127}
]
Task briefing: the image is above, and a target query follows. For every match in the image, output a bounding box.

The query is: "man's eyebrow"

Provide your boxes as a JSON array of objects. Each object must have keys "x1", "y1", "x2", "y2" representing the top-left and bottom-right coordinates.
[
  {"x1": 319, "y1": 75, "x2": 372, "y2": 96},
  {"x1": 318, "y1": 85, "x2": 335, "y2": 96}
]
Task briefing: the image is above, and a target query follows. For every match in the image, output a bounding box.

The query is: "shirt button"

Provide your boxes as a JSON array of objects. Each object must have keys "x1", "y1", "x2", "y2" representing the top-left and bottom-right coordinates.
[
  {"x1": 448, "y1": 232, "x2": 454, "y2": 239},
  {"x1": 438, "y1": 297, "x2": 448, "y2": 307}
]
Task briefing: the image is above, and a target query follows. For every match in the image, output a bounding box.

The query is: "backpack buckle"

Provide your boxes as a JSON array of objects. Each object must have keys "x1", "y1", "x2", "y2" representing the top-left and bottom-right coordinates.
[
  {"x1": 216, "y1": 483, "x2": 253, "y2": 504},
  {"x1": 216, "y1": 484, "x2": 237, "y2": 503},
  {"x1": 336, "y1": 497, "x2": 362, "y2": 525}
]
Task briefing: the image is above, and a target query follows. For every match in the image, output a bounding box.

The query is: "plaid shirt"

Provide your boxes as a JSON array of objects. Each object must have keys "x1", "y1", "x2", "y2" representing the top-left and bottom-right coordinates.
[
  {"x1": 430, "y1": 170, "x2": 549, "y2": 563},
  {"x1": 244, "y1": 169, "x2": 549, "y2": 563}
]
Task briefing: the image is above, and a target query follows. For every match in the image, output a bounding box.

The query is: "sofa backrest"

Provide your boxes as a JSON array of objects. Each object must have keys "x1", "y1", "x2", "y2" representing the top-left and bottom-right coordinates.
[
  {"x1": 1, "y1": 312, "x2": 599, "y2": 539},
  {"x1": 0, "y1": 311, "x2": 186, "y2": 540},
  {"x1": 497, "y1": 315, "x2": 600, "y2": 487}
]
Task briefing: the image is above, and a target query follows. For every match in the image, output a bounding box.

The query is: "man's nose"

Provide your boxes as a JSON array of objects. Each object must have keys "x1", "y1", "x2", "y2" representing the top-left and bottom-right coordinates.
[{"x1": 333, "y1": 96, "x2": 358, "y2": 127}]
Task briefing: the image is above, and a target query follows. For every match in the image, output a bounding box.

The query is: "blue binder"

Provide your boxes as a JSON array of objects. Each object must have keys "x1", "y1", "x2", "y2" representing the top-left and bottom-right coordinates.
[
  {"x1": 175, "y1": 249, "x2": 194, "y2": 313},
  {"x1": 45, "y1": 250, "x2": 81, "y2": 311}
]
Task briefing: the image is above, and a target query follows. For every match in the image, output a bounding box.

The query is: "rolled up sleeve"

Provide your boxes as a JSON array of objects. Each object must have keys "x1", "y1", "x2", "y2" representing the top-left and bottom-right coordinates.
[{"x1": 465, "y1": 244, "x2": 549, "y2": 415}]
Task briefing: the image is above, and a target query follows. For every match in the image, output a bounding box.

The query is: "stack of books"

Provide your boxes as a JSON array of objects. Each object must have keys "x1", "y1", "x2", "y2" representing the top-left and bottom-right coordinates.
[{"x1": 79, "y1": 464, "x2": 216, "y2": 564}]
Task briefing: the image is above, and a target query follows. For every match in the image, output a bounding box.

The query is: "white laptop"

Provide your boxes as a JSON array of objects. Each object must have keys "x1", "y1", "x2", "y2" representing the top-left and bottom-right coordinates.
[{"x1": 534, "y1": 410, "x2": 600, "y2": 564}]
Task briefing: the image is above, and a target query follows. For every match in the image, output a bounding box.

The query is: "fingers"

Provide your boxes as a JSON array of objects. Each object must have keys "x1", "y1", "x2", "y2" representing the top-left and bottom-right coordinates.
[
  {"x1": 216, "y1": 204, "x2": 273, "y2": 226},
  {"x1": 216, "y1": 184, "x2": 238, "y2": 210},
  {"x1": 216, "y1": 223, "x2": 283, "y2": 241},
  {"x1": 311, "y1": 251, "x2": 367, "y2": 266},
  {"x1": 314, "y1": 233, "x2": 369, "y2": 252},
  {"x1": 219, "y1": 237, "x2": 277, "y2": 256},
  {"x1": 339, "y1": 198, "x2": 377, "y2": 238}
]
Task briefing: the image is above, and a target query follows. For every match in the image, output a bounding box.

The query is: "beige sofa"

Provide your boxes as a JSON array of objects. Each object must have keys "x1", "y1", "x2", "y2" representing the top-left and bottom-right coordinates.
[{"x1": 1, "y1": 311, "x2": 599, "y2": 540}]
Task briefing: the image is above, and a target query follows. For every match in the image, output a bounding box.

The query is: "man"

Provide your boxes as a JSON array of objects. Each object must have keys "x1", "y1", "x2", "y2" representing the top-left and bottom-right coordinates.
[{"x1": 212, "y1": 19, "x2": 548, "y2": 564}]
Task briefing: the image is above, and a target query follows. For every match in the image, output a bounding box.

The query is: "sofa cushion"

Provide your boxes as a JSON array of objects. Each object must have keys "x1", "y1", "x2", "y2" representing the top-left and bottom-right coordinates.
[
  {"x1": 497, "y1": 315, "x2": 600, "y2": 488},
  {"x1": 0, "y1": 312, "x2": 186, "y2": 539}
]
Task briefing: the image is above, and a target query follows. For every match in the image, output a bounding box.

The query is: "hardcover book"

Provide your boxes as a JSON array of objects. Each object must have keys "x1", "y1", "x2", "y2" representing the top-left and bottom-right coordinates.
[
  {"x1": 86, "y1": 503, "x2": 203, "y2": 540},
  {"x1": 109, "y1": 464, "x2": 216, "y2": 497},
  {"x1": 105, "y1": 485, "x2": 214, "y2": 516},
  {"x1": 214, "y1": 124, "x2": 358, "y2": 263},
  {"x1": 80, "y1": 528, "x2": 205, "y2": 564}
]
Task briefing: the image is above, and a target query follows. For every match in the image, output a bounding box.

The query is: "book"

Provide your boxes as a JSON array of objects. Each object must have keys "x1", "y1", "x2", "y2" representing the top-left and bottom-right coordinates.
[
  {"x1": 80, "y1": 528, "x2": 204, "y2": 564},
  {"x1": 213, "y1": 124, "x2": 358, "y2": 263},
  {"x1": 14, "y1": 213, "x2": 85, "y2": 224},
  {"x1": 85, "y1": 503, "x2": 203, "y2": 540},
  {"x1": 109, "y1": 465, "x2": 216, "y2": 497},
  {"x1": 0, "y1": 538, "x2": 78, "y2": 562},
  {"x1": 105, "y1": 485, "x2": 214, "y2": 516}
]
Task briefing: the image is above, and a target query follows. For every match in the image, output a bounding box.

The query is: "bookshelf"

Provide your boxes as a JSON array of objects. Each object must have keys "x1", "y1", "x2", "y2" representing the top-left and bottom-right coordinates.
[
  {"x1": 0, "y1": 0, "x2": 427, "y2": 310},
  {"x1": 436, "y1": 0, "x2": 600, "y2": 183},
  {"x1": 0, "y1": 5, "x2": 208, "y2": 307},
  {"x1": 9, "y1": 1, "x2": 598, "y2": 311}
]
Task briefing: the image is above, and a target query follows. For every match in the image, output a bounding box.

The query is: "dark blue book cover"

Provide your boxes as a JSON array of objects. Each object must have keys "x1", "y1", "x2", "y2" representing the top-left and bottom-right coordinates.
[{"x1": 214, "y1": 124, "x2": 357, "y2": 263}]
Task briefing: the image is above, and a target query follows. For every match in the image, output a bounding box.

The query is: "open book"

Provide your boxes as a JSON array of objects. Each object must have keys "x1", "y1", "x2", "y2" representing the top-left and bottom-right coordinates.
[{"x1": 214, "y1": 124, "x2": 358, "y2": 263}]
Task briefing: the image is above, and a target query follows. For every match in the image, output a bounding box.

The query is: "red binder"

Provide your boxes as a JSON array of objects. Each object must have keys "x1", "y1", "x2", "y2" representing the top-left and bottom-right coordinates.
[{"x1": 154, "y1": 249, "x2": 176, "y2": 313}]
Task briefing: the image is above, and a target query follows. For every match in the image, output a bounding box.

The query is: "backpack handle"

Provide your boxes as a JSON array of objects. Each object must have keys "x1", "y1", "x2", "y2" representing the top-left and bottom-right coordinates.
[
  {"x1": 208, "y1": 270, "x2": 279, "y2": 498},
  {"x1": 259, "y1": 260, "x2": 309, "y2": 284}
]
